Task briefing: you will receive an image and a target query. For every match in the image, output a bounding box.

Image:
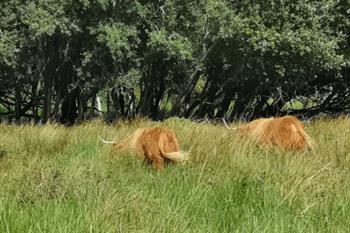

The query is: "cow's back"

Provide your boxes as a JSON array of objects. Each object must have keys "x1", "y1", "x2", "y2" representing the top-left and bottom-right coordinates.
[
  {"x1": 113, "y1": 128, "x2": 146, "y2": 156},
  {"x1": 240, "y1": 116, "x2": 311, "y2": 150},
  {"x1": 268, "y1": 116, "x2": 307, "y2": 150},
  {"x1": 240, "y1": 117, "x2": 274, "y2": 142},
  {"x1": 140, "y1": 127, "x2": 180, "y2": 155}
]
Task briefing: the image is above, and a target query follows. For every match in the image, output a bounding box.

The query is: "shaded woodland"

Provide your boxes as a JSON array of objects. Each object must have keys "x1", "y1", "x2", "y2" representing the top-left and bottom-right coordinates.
[{"x1": 0, "y1": 0, "x2": 349, "y2": 124}]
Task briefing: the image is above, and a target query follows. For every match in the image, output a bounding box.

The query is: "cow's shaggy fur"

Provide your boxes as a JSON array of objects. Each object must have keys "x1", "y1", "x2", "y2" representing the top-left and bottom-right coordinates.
[
  {"x1": 101, "y1": 127, "x2": 189, "y2": 170},
  {"x1": 238, "y1": 116, "x2": 315, "y2": 150}
]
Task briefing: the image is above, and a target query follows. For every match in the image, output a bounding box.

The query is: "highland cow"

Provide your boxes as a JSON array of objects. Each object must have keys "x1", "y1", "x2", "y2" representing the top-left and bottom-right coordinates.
[
  {"x1": 225, "y1": 116, "x2": 315, "y2": 150},
  {"x1": 100, "y1": 127, "x2": 189, "y2": 169}
]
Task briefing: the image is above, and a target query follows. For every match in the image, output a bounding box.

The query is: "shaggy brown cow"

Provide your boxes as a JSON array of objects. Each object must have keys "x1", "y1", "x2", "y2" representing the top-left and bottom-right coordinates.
[
  {"x1": 225, "y1": 116, "x2": 315, "y2": 150},
  {"x1": 100, "y1": 127, "x2": 189, "y2": 170}
]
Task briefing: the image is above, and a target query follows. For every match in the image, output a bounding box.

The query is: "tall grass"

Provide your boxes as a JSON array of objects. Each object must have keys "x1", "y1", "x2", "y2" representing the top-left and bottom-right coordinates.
[{"x1": 0, "y1": 117, "x2": 349, "y2": 232}]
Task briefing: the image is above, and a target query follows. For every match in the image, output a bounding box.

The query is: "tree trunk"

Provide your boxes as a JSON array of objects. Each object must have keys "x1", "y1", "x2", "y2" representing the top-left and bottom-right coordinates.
[
  {"x1": 42, "y1": 38, "x2": 59, "y2": 124},
  {"x1": 60, "y1": 90, "x2": 78, "y2": 125},
  {"x1": 215, "y1": 91, "x2": 235, "y2": 119},
  {"x1": 96, "y1": 96, "x2": 102, "y2": 116},
  {"x1": 52, "y1": 79, "x2": 62, "y2": 121},
  {"x1": 230, "y1": 96, "x2": 249, "y2": 121},
  {"x1": 77, "y1": 91, "x2": 85, "y2": 122},
  {"x1": 172, "y1": 41, "x2": 218, "y2": 116},
  {"x1": 151, "y1": 75, "x2": 165, "y2": 120},
  {"x1": 106, "y1": 92, "x2": 110, "y2": 115},
  {"x1": 14, "y1": 86, "x2": 21, "y2": 123},
  {"x1": 172, "y1": 67, "x2": 201, "y2": 116},
  {"x1": 138, "y1": 78, "x2": 153, "y2": 116},
  {"x1": 90, "y1": 93, "x2": 96, "y2": 118},
  {"x1": 42, "y1": 74, "x2": 52, "y2": 123},
  {"x1": 31, "y1": 80, "x2": 40, "y2": 123}
]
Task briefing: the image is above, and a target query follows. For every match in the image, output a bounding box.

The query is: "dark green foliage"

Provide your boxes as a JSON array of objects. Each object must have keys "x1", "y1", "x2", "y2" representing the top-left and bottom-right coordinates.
[{"x1": 0, "y1": 0, "x2": 349, "y2": 123}]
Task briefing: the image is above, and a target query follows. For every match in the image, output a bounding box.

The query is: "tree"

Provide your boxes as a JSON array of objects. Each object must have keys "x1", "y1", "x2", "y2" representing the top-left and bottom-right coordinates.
[{"x1": 0, "y1": 0, "x2": 349, "y2": 124}]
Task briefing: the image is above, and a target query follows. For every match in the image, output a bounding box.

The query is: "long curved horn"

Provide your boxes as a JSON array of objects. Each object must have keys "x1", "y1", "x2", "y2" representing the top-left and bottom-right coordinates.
[
  {"x1": 98, "y1": 136, "x2": 118, "y2": 144},
  {"x1": 222, "y1": 118, "x2": 238, "y2": 130},
  {"x1": 222, "y1": 118, "x2": 231, "y2": 130}
]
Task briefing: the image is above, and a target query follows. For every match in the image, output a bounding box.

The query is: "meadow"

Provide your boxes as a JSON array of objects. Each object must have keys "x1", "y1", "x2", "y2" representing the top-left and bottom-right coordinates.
[{"x1": 0, "y1": 117, "x2": 349, "y2": 233}]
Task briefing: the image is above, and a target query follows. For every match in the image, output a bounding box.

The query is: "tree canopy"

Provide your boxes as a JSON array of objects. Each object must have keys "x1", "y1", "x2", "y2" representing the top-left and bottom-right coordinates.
[{"x1": 0, "y1": 0, "x2": 349, "y2": 124}]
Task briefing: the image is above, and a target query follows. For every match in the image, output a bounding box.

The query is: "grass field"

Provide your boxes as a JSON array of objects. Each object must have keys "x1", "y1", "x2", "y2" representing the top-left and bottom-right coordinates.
[{"x1": 0, "y1": 117, "x2": 350, "y2": 233}]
